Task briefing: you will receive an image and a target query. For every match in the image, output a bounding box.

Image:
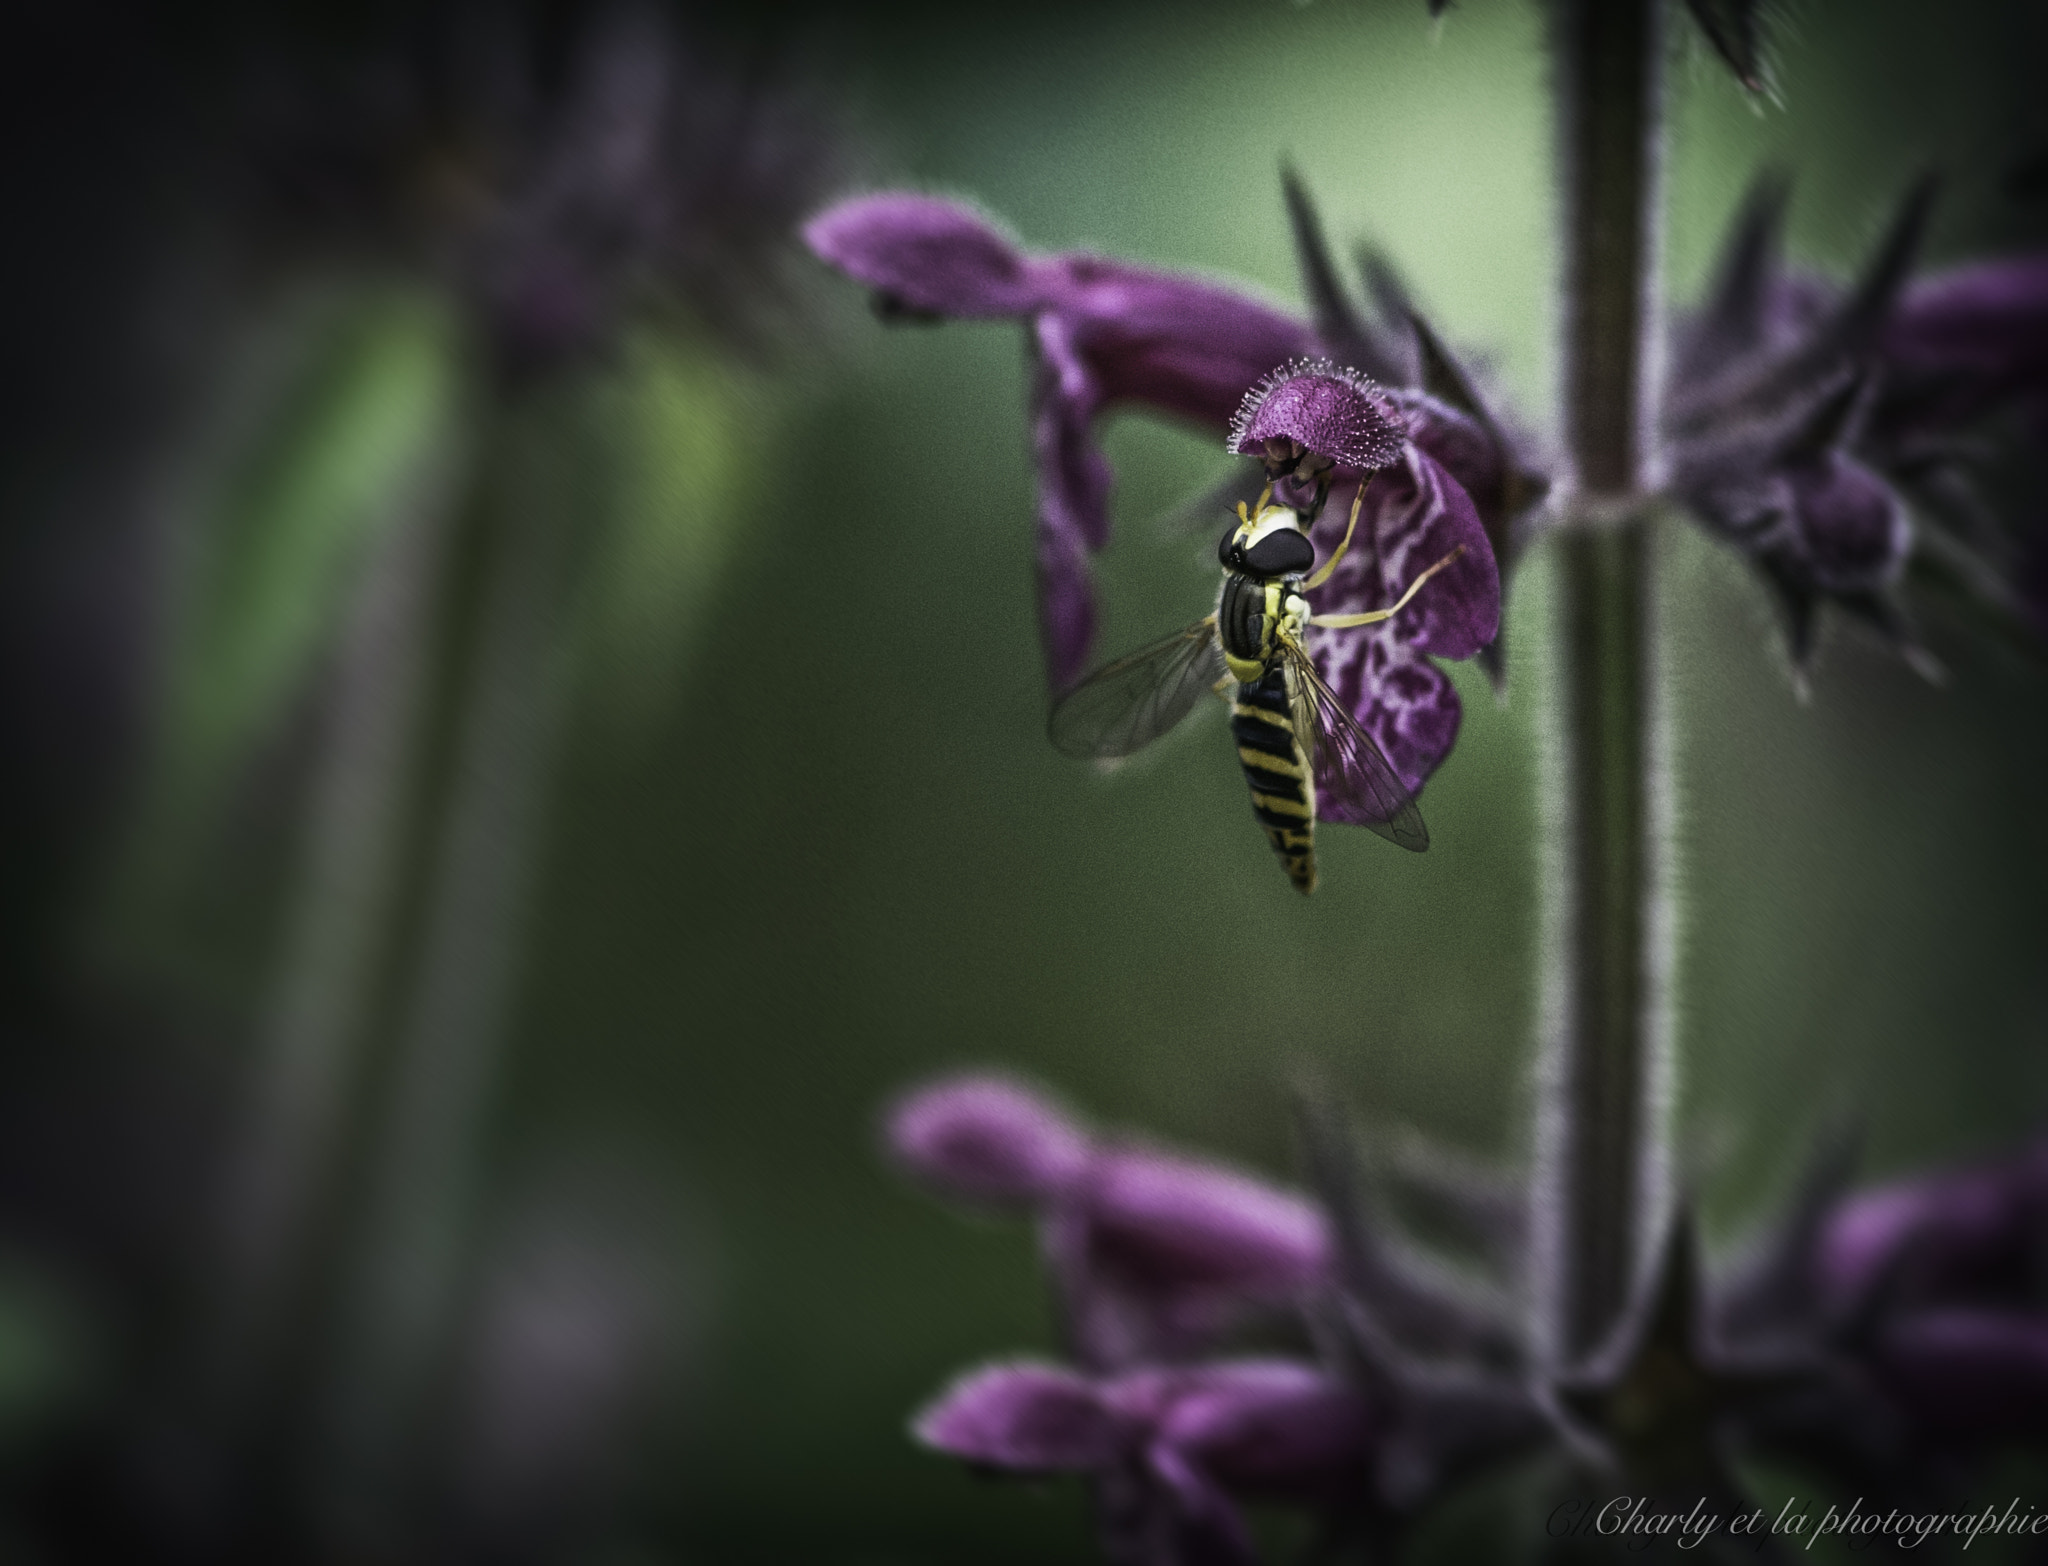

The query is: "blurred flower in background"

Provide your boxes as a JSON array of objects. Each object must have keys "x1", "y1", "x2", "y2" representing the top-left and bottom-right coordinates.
[{"x1": 0, "y1": 0, "x2": 838, "y2": 1558}]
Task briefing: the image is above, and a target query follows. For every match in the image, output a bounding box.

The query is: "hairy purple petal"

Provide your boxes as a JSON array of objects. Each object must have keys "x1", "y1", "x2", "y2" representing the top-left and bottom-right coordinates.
[
  {"x1": 803, "y1": 194, "x2": 1040, "y2": 317},
  {"x1": 1286, "y1": 442, "x2": 1498, "y2": 797},
  {"x1": 1230, "y1": 361, "x2": 1405, "y2": 471},
  {"x1": 1310, "y1": 448, "x2": 1499, "y2": 659},
  {"x1": 914, "y1": 1361, "x2": 1125, "y2": 1469},
  {"x1": 1871, "y1": 1309, "x2": 2048, "y2": 1442},
  {"x1": 1310, "y1": 627, "x2": 1462, "y2": 800},
  {"x1": 886, "y1": 1074, "x2": 1090, "y2": 1208}
]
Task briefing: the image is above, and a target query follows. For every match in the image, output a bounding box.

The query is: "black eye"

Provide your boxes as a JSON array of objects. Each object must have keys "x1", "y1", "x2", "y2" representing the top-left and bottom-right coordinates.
[{"x1": 1242, "y1": 527, "x2": 1315, "y2": 577}]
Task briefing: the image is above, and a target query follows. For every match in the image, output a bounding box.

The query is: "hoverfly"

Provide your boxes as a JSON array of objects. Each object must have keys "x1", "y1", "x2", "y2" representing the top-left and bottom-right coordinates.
[{"x1": 1047, "y1": 476, "x2": 1463, "y2": 894}]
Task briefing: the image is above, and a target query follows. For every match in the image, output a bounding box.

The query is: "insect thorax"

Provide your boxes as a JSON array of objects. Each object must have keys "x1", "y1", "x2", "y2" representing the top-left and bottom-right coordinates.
[{"x1": 1218, "y1": 572, "x2": 1308, "y2": 684}]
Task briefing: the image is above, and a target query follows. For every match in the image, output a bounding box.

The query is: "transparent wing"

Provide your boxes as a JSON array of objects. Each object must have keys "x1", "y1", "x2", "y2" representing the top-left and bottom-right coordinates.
[
  {"x1": 1280, "y1": 636, "x2": 1429, "y2": 851},
  {"x1": 1048, "y1": 618, "x2": 1226, "y2": 759}
]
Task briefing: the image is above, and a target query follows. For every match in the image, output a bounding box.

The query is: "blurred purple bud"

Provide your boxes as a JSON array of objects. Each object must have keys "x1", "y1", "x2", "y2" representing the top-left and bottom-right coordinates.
[
  {"x1": 1870, "y1": 1309, "x2": 2048, "y2": 1442},
  {"x1": 885, "y1": 1074, "x2": 1090, "y2": 1208},
  {"x1": 1145, "y1": 1360, "x2": 1374, "y2": 1502},
  {"x1": 915, "y1": 1358, "x2": 1370, "y2": 1564},
  {"x1": 1785, "y1": 453, "x2": 1910, "y2": 594},
  {"x1": 914, "y1": 1360, "x2": 1124, "y2": 1469},
  {"x1": 1877, "y1": 254, "x2": 2048, "y2": 437},
  {"x1": 1078, "y1": 1143, "x2": 1331, "y2": 1301},
  {"x1": 1820, "y1": 1140, "x2": 2048, "y2": 1310}
]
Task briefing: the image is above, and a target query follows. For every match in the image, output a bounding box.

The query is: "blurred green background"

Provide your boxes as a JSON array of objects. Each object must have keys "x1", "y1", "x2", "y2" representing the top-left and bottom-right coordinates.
[{"x1": 18, "y1": 0, "x2": 2048, "y2": 1559}]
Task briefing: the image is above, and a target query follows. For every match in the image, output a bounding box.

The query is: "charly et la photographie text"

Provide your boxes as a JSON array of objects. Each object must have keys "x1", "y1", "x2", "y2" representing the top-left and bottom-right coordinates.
[{"x1": 1550, "y1": 1495, "x2": 2048, "y2": 1552}]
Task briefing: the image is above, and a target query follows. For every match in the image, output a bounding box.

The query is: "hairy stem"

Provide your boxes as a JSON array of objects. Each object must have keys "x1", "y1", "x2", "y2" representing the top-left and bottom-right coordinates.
[{"x1": 1536, "y1": 0, "x2": 1668, "y2": 1365}]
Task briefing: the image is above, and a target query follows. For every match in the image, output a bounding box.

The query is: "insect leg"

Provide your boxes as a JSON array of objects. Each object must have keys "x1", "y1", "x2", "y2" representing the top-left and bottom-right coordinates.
[
  {"x1": 1310, "y1": 543, "x2": 1467, "y2": 629},
  {"x1": 1302, "y1": 474, "x2": 1375, "y2": 590}
]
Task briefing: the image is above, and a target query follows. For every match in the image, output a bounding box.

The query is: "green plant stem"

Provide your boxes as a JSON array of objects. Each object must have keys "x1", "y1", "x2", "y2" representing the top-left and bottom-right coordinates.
[
  {"x1": 203, "y1": 463, "x2": 451, "y2": 1417},
  {"x1": 1538, "y1": 0, "x2": 1667, "y2": 1366},
  {"x1": 320, "y1": 380, "x2": 589, "y2": 1506}
]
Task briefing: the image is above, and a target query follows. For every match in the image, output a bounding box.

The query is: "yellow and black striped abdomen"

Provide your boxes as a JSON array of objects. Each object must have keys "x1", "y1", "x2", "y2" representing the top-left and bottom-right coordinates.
[{"x1": 1231, "y1": 667, "x2": 1317, "y2": 895}]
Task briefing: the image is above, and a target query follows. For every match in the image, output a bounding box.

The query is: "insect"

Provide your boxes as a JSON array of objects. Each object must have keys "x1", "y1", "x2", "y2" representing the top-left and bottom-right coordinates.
[{"x1": 1047, "y1": 477, "x2": 1463, "y2": 894}]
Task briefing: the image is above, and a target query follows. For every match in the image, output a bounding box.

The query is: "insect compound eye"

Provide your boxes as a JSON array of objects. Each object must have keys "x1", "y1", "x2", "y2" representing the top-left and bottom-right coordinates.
[
  {"x1": 1218, "y1": 521, "x2": 1248, "y2": 569},
  {"x1": 1240, "y1": 526, "x2": 1315, "y2": 577}
]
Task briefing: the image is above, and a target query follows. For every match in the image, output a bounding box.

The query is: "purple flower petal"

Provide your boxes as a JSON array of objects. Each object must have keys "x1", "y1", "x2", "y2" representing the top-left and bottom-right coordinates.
[
  {"x1": 886, "y1": 1074, "x2": 1090, "y2": 1208},
  {"x1": 802, "y1": 194, "x2": 1041, "y2": 318},
  {"x1": 1033, "y1": 314, "x2": 1113, "y2": 689},
  {"x1": 1230, "y1": 360, "x2": 1406, "y2": 472},
  {"x1": 1292, "y1": 441, "x2": 1499, "y2": 797},
  {"x1": 913, "y1": 1361, "x2": 1125, "y2": 1470},
  {"x1": 1309, "y1": 626, "x2": 1463, "y2": 800},
  {"x1": 1040, "y1": 255, "x2": 1316, "y2": 427},
  {"x1": 1398, "y1": 395, "x2": 1506, "y2": 526}
]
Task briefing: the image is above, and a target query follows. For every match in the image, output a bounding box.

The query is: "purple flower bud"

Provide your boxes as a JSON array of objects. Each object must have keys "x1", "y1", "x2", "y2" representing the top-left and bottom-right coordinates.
[
  {"x1": 1048, "y1": 1141, "x2": 1332, "y2": 1368},
  {"x1": 1143, "y1": 1361, "x2": 1373, "y2": 1501},
  {"x1": 1077, "y1": 1144, "x2": 1331, "y2": 1300},
  {"x1": 1820, "y1": 1140, "x2": 2048, "y2": 1310},
  {"x1": 1785, "y1": 453, "x2": 1909, "y2": 594},
  {"x1": 1870, "y1": 1309, "x2": 2048, "y2": 1443},
  {"x1": 1878, "y1": 254, "x2": 2048, "y2": 436},
  {"x1": 884, "y1": 1074, "x2": 1090, "y2": 1208},
  {"x1": 914, "y1": 1358, "x2": 1371, "y2": 1564},
  {"x1": 885, "y1": 1073, "x2": 1332, "y2": 1364},
  {"x1": 1229, "y1": 360, "x2": 1406, "y2": 474},
  {"x1": 913, "y1": 1361, "x2": 1125, "y2": 1469}
]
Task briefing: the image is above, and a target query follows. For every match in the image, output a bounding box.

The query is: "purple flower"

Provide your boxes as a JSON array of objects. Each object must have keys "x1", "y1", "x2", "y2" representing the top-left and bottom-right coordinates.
[
  {"x1": 804, "y1": 194, "x2": 1505, "y2": 752},
  {"x1": 914, "y1": 1358, "x2": 1372, "y2": 1566},
  {"x1": 1228, "y1": 365, "x2": 1501, "y2": 792},
  {"x1": 885, "y1": 1075, "x2": 1329, "y2": 1366}
]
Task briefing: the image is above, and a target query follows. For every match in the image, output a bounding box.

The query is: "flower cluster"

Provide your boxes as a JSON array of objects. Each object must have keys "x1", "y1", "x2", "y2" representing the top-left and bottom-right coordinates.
[
  {"x1": 1806, "y1": 1138, "x2": 2048, "y2": 1454},
  {"x1": 886, "y1": 1075, "x2": 1542, "y2": 1562},
  {"x1": 810, "y1": 166, "x2": 2048, "y2": 708},
  {"x1": 890, "y1": 1073, "x2": 2048, "y2": 1562},
  {"x1": 804, "y1": 187, "x2": 1508, "y2": 793},
  {"x1": 1669, "y1": 176, "x2": 2048, "y2": 680}
]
